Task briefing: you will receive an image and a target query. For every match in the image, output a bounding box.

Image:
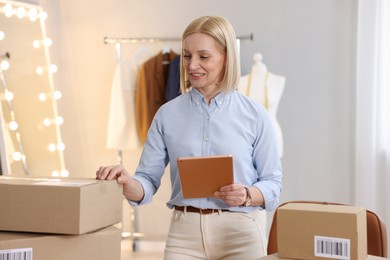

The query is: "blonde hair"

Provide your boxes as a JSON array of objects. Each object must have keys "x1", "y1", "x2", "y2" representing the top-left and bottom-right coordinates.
[{"x1": 179, "y1": 16, "x2": 241, "y2": 94}]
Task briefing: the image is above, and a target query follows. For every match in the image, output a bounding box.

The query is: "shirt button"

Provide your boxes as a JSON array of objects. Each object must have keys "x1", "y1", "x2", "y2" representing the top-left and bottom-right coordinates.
[
  {"x1": 218, "y1": 101, "x2": 222, "y2": 106},
  {"x1": 196, "y1": 102, "x2": 200, "y2": 107},
  {"x1": 205, "y1": 137, "x2": 209, "y2": 142},
  {"x1": 206, "y1": 116, "x2": 210, "y2": 120}
]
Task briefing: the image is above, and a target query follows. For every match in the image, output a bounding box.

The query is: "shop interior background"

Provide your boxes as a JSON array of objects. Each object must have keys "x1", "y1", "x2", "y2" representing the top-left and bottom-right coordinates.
[{"x1": 1, "y1": 0, "x2": 388, "y2": 253}]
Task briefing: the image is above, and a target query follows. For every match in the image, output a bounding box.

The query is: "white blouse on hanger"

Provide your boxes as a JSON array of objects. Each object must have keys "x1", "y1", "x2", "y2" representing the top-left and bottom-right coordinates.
[{"x1": 106, "y1": 47, "x2": 154, "y2": 150}]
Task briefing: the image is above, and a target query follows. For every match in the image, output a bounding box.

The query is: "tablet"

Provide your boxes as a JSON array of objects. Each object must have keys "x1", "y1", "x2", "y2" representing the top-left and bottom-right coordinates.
[{"x1": 177, "y1": 155, "x2": 234, "y2": 199}]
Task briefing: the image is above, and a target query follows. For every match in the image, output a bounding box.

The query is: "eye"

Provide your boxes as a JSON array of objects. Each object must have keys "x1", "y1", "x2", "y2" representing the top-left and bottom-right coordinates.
[
  {"x1": 200, "y1": 56, "x2": 209, "y2": 60},
  {"x1": 183, "y1": 55, "x2": 191, "y2": 59}
]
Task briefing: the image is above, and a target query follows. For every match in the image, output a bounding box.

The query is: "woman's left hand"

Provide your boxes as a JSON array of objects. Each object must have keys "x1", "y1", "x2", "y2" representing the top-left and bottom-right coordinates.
[{"x1": 213, "y1": 183, "x2": 247, "y2": 206}]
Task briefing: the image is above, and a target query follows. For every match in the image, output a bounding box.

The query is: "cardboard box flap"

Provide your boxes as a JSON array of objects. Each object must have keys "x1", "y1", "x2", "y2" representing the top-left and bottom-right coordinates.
[
  {"x1": 280, "y1": 202, "x2": 366, "y2": 214},
  {"x1": 0, "y1": 176, "x2": 98, "y2": 186}
]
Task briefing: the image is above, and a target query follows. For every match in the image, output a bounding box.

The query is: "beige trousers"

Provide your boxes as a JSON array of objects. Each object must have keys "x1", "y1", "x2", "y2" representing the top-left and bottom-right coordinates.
[{"x1": 164, "y1": 208, "x2": 267, "y2": 260}]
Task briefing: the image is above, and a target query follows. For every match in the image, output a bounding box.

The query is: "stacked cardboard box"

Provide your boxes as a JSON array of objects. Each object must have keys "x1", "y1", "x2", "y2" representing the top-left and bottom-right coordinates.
[
  {"x1": 0, "y1": 176, "x2": 123, "y2": 259},
  {"x1": 258, "y1": 253, "x2": 388, "y2": 259},
  {"x1": 0, "y1": 226, "x2": 121, "y2": 260},
  {"x1": 259, "y1": 203, "x2": 388, "y2": 260}
]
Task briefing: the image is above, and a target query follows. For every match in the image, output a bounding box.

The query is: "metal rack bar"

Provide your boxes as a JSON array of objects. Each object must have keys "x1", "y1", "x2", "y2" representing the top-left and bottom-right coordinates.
[{"x1": 104, "y1": 33, "x2": 253, "y2": 44}]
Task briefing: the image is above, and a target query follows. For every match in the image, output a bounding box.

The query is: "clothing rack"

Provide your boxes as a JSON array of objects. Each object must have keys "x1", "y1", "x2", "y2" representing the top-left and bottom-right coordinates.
[{"x1": 104, "y1": 33, "x2": 254, "y2": 65}]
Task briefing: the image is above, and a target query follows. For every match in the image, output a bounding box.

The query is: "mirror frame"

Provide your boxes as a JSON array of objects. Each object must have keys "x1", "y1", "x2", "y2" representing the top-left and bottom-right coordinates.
[{"x1": 0, "y1": 0, "x2": 66, "y2": 176}]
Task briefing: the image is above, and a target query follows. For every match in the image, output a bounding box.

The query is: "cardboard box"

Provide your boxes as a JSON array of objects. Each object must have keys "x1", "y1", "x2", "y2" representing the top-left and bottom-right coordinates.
[
  {"x1": 257, "y1": 254, "x2": 388, "y2": 259},
  {"x1": 0, "y1": 226, "x2": 121, "y2": 260},
  {"x1": 0, "y1": 176, "x2": 123, "y2": 234},
  {"x1": 277, "y1": 203, "x2": 367, "y2": 260}
]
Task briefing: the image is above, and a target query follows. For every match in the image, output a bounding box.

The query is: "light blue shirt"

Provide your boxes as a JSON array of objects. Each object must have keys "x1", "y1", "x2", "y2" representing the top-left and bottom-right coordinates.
[{"x1": 130, "y1": 88, "x2": 282, "y2": 212}]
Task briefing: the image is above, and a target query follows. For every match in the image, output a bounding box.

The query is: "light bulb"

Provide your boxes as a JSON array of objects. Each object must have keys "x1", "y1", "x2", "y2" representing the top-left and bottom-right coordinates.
[
  {"x1": 4, "y1": 90, "x2": 14, "y2": 101},
  {"x1": 44, "y1": 38, "x2": 52, "y2": 47},
  {"x1": 48, "y1": 143, "x2": 56, "y2": 152},
  {"x1": 4, "y1": 4, "x2": 13, "y2": 18},
  {"x1": 12, "y1": 152, "x2": 22, "y2": 161},
  {"x1": 57, "y1": 142, "x2": 65, "y2": 151},
  {"x1": 1, "y1": 60, "x2": 10, "y2": 71},
  {"x1": 28, "y1": 8, "x2": 38, "y2": 22},
  {"x1": 38, "y1": 93, "x2": 47, "y2": 101},
  {"x1": 51, "y1": 170, "x2": 59, "y2": 177},
  {"x1": 60, "y1": 169, "x2": 69, "y2": 177},
  {"x1": 53, "y1": 90, "x2": 62, "y2": 100},
  {"x1": 40, "y1": 11, "x2": 48, "y2": 20},
  {"x1": 43, "y1": 118, "x2": 51, "y2": 126},
  {"x1": 55, "y1": 116, "x2": 64, "y2": 125},
  {"x1": 36, "y1": 66, "x2": 43, "y2": 75},
  {"x1": 8, "y1": 121, "x2": 18, "y2": 131},
  {"x1": 33, "y1": 40, "x2": 40, "y2": 48},
  {"x1": 0, "y1": 31, "x2": 5, "y2": 41},
  {"x1": 49, "y1": 64, "x2": 57, "y2": 73},
  {"x1": 16, "y1": 6, "x2": 26, "y2": 19}
]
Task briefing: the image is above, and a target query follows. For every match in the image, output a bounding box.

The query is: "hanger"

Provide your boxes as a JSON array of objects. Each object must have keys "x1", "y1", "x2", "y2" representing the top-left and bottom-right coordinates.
[
  {"x1": 162, "y1": 46, "x2": 171, "y2": 54},
  {"x1": 162, "y1": 46, "x2": 171, "y2": 65}
]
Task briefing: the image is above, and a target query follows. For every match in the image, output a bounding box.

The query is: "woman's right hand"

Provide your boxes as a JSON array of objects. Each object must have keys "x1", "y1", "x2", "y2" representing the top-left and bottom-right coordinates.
[
  {"x1": 96, "y1": 163, "x2": 129, "y2": 182},
  {"x1": 96, "y1": 164, "x2": 144, "y2": 202}
]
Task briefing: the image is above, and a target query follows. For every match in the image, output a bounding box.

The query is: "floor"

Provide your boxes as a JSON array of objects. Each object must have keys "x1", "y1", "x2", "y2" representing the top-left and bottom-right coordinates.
[{"x1": 121, "y1": 238, "x2": 165, "y2": 260}]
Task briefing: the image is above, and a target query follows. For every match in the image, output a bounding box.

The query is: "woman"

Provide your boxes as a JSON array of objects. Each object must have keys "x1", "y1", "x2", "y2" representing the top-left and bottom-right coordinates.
[{"x1": 96, "y1": 15, "x2": 282, "y2": 259}]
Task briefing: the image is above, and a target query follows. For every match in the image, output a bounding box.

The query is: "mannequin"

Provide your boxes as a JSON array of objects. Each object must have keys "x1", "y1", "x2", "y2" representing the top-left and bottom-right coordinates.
[{"x1": 238, "y1": 53, "x2": 286, "y2": 157}]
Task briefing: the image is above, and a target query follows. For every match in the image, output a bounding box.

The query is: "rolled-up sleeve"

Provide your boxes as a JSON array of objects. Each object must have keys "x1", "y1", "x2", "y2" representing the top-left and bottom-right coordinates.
[
  {"x1": 252, "y1": 109, "x2": 282, "y2": 211},
  {"x1": 127, "y1": 109, "x2": 169, "y2": 206}
]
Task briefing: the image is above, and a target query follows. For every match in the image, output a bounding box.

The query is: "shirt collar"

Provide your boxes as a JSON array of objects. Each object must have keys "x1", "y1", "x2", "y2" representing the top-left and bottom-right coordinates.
[{"x1": 190, "y1": 88, "x2": 228, "y2": 108}]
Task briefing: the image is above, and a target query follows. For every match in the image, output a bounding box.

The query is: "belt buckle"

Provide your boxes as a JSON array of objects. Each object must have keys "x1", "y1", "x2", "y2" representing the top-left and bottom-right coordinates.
[{"x1": 199, "y1": 208, "x2": 213, "y2": 215}]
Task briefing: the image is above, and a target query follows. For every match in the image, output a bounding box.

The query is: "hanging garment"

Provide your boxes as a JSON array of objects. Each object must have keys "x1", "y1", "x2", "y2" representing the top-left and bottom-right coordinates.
[
  {"x1": 106, "y1": 47, "x2": 154, "y2": 150},
  {"x1": 165, "y1": 55, "x2": 181, "y2": 101},
  {"x1": 135, "y1": 50, "x2": 178, "y2": 144}
]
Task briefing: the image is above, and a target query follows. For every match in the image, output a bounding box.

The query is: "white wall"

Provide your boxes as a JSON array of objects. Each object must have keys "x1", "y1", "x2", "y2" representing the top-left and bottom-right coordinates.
[{"x1": 39, "y1": 0, "x2": 357, "y2": 238}]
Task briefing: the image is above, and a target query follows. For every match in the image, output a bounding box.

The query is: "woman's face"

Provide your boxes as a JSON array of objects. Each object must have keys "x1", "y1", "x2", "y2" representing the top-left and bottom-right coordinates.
[{"x1": 183, "y1": 33, "x2": 225, "y2": 94}]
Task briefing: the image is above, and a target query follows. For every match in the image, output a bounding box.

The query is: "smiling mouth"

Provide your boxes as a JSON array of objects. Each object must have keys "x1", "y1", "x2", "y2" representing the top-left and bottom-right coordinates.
[{"x1": 190, "y1": 73, "x2": 205, "y2": 77}]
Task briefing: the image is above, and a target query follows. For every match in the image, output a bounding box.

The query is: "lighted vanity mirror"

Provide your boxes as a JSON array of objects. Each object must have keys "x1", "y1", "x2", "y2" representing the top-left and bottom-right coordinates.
[{"x1": 0, "y1": 0, "x2": 66, "y2": 176}]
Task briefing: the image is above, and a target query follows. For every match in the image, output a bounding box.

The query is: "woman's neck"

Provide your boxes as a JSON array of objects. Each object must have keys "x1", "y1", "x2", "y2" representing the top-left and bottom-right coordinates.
[{"x1": 195, "y1": 86, "x2": 219, "y2": 105}]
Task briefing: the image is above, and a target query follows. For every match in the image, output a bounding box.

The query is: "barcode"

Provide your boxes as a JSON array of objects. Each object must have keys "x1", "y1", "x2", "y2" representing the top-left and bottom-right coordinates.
[
  {"x1": 0, "y1": 248, "x2": 32, "y2": 260},
  {"x1": 314, "y1": 236, "x2": 350, "y2": 259}
]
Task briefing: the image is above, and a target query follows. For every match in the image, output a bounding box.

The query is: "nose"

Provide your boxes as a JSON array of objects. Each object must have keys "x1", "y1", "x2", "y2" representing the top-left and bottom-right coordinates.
[{"x1": 188, "y1": 57, "x2": 199, "y2": 70}]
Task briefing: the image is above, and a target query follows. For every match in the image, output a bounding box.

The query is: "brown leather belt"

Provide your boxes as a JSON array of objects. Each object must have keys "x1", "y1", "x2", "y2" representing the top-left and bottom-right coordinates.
[{"x1": 174, "y1": 206, "x2": 229, "y2": 215}]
